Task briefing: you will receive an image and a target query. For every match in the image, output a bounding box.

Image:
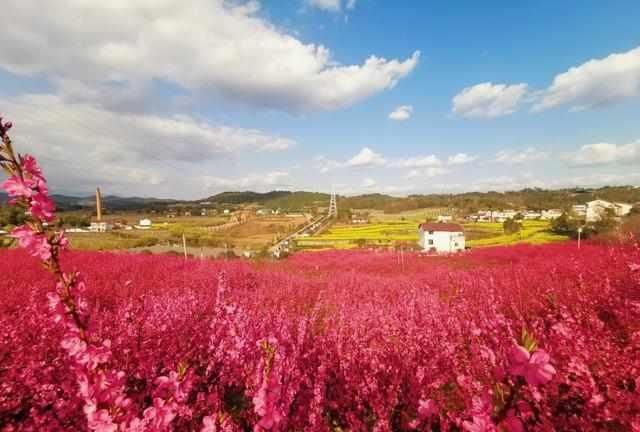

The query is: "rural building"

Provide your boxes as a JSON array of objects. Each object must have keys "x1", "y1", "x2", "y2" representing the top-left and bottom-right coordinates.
[
  {"x1": 541, "y1": 209, "x2": 562, "y2": 220},
  {"x1": 256, "y1": 208, "x2": 274, "y2": 216},
  {"x1": 136, "y1": 219, "x2": 153, "y2": 230},
  {"x1": 418, "y1": 223, "x2": 465, "y2": 253},
  {"x1": 522, "y1": 211, "x2": 542, "y2": 220},
  {"x1": 572, "y1": 204, "x2": 587, "y2": 217},
  {"x1": 573, "y1": 200, "x2": 632, "y2": 222},
  {"x1": 351, "y1": 215, "x2": 368, "y2": 224},
  {"x1": 471, "y1": 210, "x2": 517, "y2": 222},
  {"x1": 437, "y1": 215, "x2": 453, "y2": 223},
  {"x1": 585, "y1": 200, "x2": 632, "y2": 222},
  {"x1": 89, "y1": 221, "x2": 111, "y2": 232}
]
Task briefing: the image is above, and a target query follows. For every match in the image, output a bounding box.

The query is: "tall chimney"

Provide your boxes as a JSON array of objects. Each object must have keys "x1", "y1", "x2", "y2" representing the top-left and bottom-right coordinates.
[{"x1": 96, "y1": 187, "x2": 102, "y2": 222}]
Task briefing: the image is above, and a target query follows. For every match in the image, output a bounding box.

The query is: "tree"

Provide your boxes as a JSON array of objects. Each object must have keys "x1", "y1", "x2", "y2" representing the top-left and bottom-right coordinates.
[
  {"x1": 551, "y1": 213, "x2": 577, "y2": 235},
  {"x1": 503, "y1": 218, "x2": 522, "y2": 235}
]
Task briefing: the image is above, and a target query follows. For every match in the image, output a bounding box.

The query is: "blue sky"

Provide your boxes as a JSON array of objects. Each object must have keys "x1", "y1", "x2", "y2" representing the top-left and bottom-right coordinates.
[{"x1": 1, "y1": 0, "x2": 639, "y2": 198}]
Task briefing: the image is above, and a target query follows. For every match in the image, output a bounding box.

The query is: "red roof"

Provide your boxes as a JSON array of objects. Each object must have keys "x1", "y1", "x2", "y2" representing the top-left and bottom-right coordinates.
[{"x1": 418, "y1": 222, "x2": 464, "y2": 232}]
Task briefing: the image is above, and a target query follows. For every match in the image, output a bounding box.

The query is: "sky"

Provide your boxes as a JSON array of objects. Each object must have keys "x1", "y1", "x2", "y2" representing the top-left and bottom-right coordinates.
[{"x1": 1, "y1": 0, "x2": 639, "y2": 199}]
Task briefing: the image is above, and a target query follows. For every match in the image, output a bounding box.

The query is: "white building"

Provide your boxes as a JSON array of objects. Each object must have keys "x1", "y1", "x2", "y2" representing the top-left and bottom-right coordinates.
[
  {"x1": 572, "y1": 204, "x2": 587, "y2": 217},
  {"x1": 89, "y1": 221, "x2": 111, "y2": 232},
  {"x1": 541, "y1": 209, "x2": 563, "y2": 220},
  {"x1": 584, "y1": 200, "x2": 632, "y2": 222},
  {"x1": 136, "y1": 218, "x2": 153, "y2": 230},
  {"x1": 418, "y1": 223, "x2": 465, "y2": 253},
  {"x1": 436, "y1": 215, "x2": 453, "y2": 223},
  {"x1": 522, "y1": 211, "x2": 542, "y2": 220}
]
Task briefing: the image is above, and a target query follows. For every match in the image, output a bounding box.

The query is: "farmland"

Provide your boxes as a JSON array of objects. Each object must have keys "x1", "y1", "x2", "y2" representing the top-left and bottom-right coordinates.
[
  {"x1": 295, "y1": 218, "x2": 567, "y2": 250},
  {"x1": 1, "y1": 242, "x2": 639, "y2": 430},
  {"x1": 63, "y1": 213, "x2": 308, "y2": 254}
]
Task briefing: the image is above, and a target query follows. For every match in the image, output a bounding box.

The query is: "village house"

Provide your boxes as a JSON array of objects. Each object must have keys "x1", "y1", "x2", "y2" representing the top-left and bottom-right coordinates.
[
  {"x1": 522, "y1": 210, "x2": 542, "y2": 220},
  {"x1": 418, "y1": 222, "x2": 465, "y2": 253},
  {"x1": 89, "y1": 221, "x2": 112, "y2": 232},
  {"x1": 572, "y1": 200, "x2": 632, "y2": 222},
  {"x1": 586, "y1": 200, "x2": 632, "y2": 222},
  {"x1": 540, "y1": 209, "x2": 563, "y2": 220},
  {"x1": 136, "y1": 218, "x2": 153, "y2": 230}
]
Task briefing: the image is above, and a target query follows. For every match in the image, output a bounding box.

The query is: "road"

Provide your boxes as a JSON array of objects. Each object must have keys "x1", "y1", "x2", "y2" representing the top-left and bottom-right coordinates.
[{"x1": 270, "y1": 214, "x2": 331, "y2": 255}]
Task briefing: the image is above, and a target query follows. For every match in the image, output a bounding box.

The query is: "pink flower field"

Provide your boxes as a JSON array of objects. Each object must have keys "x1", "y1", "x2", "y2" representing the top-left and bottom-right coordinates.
[
  {"x1": 0, "y1": 118, "x2": 639, "y2": 431},
  {"x1": 1, "y1": 243, "x2": 639, "y2": 431}
]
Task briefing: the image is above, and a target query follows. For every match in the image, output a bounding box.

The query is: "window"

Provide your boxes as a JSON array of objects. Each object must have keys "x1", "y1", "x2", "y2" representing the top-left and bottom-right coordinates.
[
  {"x1": 428, "y1": 239, "x2": 434, "y2": 245},
  {"x1": 428, "y1": 230, "x2": 434, "y2": 235}
]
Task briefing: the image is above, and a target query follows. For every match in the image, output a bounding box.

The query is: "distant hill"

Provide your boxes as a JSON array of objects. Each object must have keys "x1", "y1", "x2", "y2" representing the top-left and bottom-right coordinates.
[
  {"x1": 1, "y1": 185, "x2": 639, "y2": 214},
  {"x1": 205, "y1": 191, "x2": 292, "y2": 205},
  {"x1": 0, "y1": 191, "x2": 179, "y2": 211},
  {"x1": 204, "y1": 190, "x2": 331, "y2": 210}
]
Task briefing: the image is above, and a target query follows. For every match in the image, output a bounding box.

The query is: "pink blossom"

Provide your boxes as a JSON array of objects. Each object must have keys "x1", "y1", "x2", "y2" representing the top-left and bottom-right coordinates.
[
  {"x1": 508, "y1": 346, "x2": 556, "y2": 386},
  {"x1": 202, "y1": 416, "x2": 217, "y2": 432},
  {"x1": 417, "y1": 398, "x2": 438, "y2": 420},
  {"x1": 29, "y1": 192, "x2": 56, "y2": 222},
  {"x1": 20, "y1": 154, "x2": 46, "y2": 182},
  {"x1": 142, "y1": 398, "x2": 178, "y2": 430},
  {"x1": 84, "y1": 403, "x2": 117, "y2": 432},
  {"x1": 9, "y1": 225, "x2": 52, "y2": 261},
  {"x1": 1, "y1": 175, "x2": 33, "y2": 198},
  {"x1": 463, "y1": 414, "x2": 496, "y2": 432},
  {"x1": 501, "y1": 410, "x2": 524, "y2": 432}
]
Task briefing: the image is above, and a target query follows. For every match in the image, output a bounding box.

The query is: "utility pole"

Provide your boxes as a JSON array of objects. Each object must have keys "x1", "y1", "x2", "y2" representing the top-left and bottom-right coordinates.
[{"x1": 577, "y1": 226, "x2": 583, "y2": 249}]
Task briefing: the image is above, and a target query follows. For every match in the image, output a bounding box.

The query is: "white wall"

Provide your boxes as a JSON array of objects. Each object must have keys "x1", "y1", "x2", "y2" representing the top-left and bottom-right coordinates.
[{"x1": 419, "y1": 229, "x2": 465, "y2": 253}]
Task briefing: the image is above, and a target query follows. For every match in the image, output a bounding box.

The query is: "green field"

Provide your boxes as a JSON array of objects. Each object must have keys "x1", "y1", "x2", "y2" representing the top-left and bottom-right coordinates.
[{"x1": 295, "y1": 218, "x2": 567, "y2": 250}]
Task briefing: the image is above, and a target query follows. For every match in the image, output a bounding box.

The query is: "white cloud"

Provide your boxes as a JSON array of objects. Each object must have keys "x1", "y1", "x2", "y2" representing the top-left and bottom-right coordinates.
[
  {"x1": 535, "y1": 46, "x2": 640, "y2": 111},
  {"x1": 2, "y1": 93, "x2": 293, "y2": 196},
  {"x1": 200, "y1": 171, "x2": 290, "y2": 190},
  {"x1": 346, "y1": 147, "x2": 387, "y2": 167},
  {"x1": 452, "y1": 82, "x2": 528, "y2": 118},
  {"x1": 388, "y1": 105, "x2": 413, "y2": 121},
  {"x1": 0, "y1": 0, "x2": 418, "y2": 112},
  {"x1": 470, "y1": 174, "x2": 546, "y2": 192},
  {"x1": 307, "y1": 0, "x2": 357, "y2": 12},
  {"x1": 447, "y1": 153, "x2": 477, "y2": 165},
  {"x1": 319, "y1": 150, "x2": 476, "y2": 175},
  {"x1": 362, "y1": 177, "x2": 376, "y2": 188},
  {"x1": 392, "y1": 154, "x2": 442, "y2": 168},
  {"x1": 563, "y1": 140, "x2": 640, "y2": 166},
  {"x1": 493, "y1": 147, "x2": 548, "y2": 164},
  {"x1": 404, "y1": 167, "x2": 449, "y2": 179},
  {"x1": 308, "y1": 0, "x2": 341, "y2": 12}
]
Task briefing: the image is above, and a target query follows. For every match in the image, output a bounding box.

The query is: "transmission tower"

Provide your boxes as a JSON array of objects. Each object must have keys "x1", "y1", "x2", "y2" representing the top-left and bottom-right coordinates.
[{"x1": 328, "y1": 190, "x2": 337, "y2": 218}]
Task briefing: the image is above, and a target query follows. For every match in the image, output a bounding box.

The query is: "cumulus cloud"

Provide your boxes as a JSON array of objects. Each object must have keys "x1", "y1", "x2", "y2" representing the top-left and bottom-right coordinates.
[
  {"x1": 0, "y1": 0, "x2": 418, "y2": 113},
  {"x1": 563, "y1": 141, "x2": 640, "y2": 166},
  {"x1": 319, "y1": 150, "x2": 475, "y2": 174},
  {"x1": 199, "y1": 171, "x2": 290, "y2": 190},
  {"x1": 534, "y1": 46, "x2": 640, "y2": 111},
  {"x1": 361, "y1": 177, "x2": 376, "y2": 188},
  {"x1": 452, "y1": 82, "x2": 528, "y2": 118},
  {"x1": 2, "y1": 93, "x2": 293, "y2": 196},
  {"x1": 346, "y1": 147, "x2": 387, "y2": 167},
  {"x1": 307, "y1": 0, "x2": 356, "y2": 12},
  {"x1": 392, "y1": 154, "x2": 442, "y2": 168},
  {"x1": 388, "y1": 105, "x2": 413, "y2": 121},
  {"x1": 404, "y1": 167, "x2": 449, "y2": 179},
  {"x1": 493, "y1": 148, "x2": 548, "y2": 164},
  {"x1": 447, "y1": 153, "x2": 477, "y2": 165}
]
